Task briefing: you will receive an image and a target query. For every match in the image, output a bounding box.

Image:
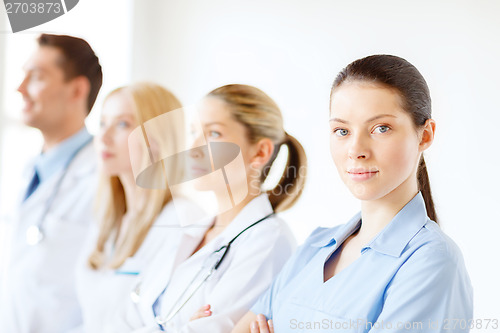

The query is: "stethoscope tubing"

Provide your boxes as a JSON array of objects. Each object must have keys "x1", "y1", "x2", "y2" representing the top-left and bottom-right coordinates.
[
  {"x1": 154, "y1": 212, "x2": 275, "y2": 328},
  {"x1": 25, "y1": 136, "x2": 93, "y2": 245}
]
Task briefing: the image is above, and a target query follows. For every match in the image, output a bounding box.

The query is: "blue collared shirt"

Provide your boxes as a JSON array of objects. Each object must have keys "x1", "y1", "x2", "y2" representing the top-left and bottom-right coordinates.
[
  {"x1": 32, "y1": 127, "x2": 93, "y2": 184},
  {"x1": 252, "y1": 193, "x2": 473, "y2": 332}
]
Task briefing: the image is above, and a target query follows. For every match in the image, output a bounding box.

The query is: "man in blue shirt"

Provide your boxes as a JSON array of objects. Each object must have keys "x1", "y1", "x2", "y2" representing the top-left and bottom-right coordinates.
[{"x1": 0, "y1": 34, "x2": 102, "y2": 333}]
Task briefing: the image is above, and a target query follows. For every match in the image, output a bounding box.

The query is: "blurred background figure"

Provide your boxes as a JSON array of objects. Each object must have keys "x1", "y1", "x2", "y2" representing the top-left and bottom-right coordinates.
[
  {"x1": 71, "y1": 82, "x2": 198, "y2": 333},
  {"x1": 0, "y1": 34, "x2": 102, "y2": 333},
  {"x1": 112, "y1": 84, "x2": 307, "y2": 332}
]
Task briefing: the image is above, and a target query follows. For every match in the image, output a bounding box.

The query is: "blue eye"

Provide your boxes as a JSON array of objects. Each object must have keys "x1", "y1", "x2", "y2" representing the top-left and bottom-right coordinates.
[
  {"x1": 374, "y1": 125, "x2": 390, "y2": 134},
  {"x1": 334, "y1": 128, "x2": 349, "y2": 137},
  {"x1": 209, "y1": 130, "x2": 221, "y2": 138},
  {"x1": 117, "y1": 121, "x2": 130, "y2": 128}
]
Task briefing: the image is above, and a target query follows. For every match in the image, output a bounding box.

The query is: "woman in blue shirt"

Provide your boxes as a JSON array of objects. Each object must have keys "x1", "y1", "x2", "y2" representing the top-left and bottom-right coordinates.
[{"x1": 230, "y1": 55, "x2": 473, "y2": 332}]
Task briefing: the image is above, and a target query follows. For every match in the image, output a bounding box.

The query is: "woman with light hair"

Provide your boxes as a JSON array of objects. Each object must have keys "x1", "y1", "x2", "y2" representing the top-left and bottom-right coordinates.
[
  {"x1": 72, "y1": 82, "x2": 198, "y2": 332},
  {"x1": 112, "y1": 84, "x2": 307, "y2": 332}
]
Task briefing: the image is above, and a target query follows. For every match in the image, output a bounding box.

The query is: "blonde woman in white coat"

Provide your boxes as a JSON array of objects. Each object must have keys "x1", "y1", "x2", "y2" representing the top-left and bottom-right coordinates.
[
  {"x1": 112, "y1": 84, "x2": 307, "y2": 332},
  {"x1": 71, "y1": 82, "x2": 198, "y2": 333}
]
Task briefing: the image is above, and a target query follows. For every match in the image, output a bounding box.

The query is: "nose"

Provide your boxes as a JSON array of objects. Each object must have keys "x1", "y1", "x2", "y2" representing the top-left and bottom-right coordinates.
[
  {"x1": 17, "y1": 76, "x2": 29, "y2": 96},
  {"x1": 99, "y1": 124, "x2": 113, "y2": 146},
  {"x1": 348, "y1": 134, "x2": 370, "y2": 160},
  {"x1": 189, "y1": 146, "x2": 205, "y2": 160},
  {"x1": 189, "y1": 132, "x2": 206, "y2": 159}
]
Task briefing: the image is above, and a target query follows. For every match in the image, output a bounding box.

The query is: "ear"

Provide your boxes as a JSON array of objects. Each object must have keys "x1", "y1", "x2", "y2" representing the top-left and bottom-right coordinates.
[
  {"x1": 69, "y1": 76, "x2": 91, "y2": 108},
  {"x1": 250, "y1": 138, "x2": 275, "y2": 169},
  {"x1": 419, "y1": 119, "x2": 436, "y2": 152}
]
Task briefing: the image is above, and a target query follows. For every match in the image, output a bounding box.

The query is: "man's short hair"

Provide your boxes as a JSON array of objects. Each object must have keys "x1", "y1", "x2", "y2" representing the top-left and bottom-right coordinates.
[{"x1": 38, "y1": 34, "x2": 103, "y2": 114}]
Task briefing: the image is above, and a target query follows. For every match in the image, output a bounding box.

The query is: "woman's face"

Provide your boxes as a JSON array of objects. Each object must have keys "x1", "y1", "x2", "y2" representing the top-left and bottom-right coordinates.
[
  {"x1": 97, "y1": 92, "x2": 137, "y2": 176},
  {"x1": 329, "y1": 82, "x2": 424, "y2": 202},
  {"x1": 188, "y1": 97, "x2": 258, "y2": 194}
]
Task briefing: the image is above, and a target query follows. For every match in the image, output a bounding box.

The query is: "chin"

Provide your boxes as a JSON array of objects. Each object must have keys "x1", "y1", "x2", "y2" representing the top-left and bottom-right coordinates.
[
  {"x1": 345, "y1": 182, "x2": 378, "y2": 201},
  {"x1": 191, "y1": 178, "x2": 211, "y2": 191},
  {"x1": 192, "y1": 179, "x2": 228, "y2": 194},
  {"x1": 21, "y1": 115, "x2": 38, "y2": 128},
  {"x1": 99, "y1": 165, "x2": 119, "y2": 177}
]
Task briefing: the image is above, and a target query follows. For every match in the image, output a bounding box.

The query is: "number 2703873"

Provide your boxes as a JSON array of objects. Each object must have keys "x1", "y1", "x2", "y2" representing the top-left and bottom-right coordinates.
[
  {"x1": 5, "y1": 2, "x2": 62, "y2": 14},
  {"x1": 444, "y1": 319, "x2": 499, "y2": 330}
]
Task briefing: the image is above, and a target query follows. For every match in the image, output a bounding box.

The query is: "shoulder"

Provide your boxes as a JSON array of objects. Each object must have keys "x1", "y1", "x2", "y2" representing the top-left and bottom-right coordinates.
[
  {"x1": 394, "y1": 219, "x2": 472, "y2": 296},
  {"x1": 242, "y1": 214, "x2": 297, "y2": 251},
  {"x1": 405, "y1": 220, "x2": 467, "y2": 267},
  {"x1": 70, "y1": 140, "x2": 98, "y2": 178},
  {"x1": 385, "y1": 220, "x2": 473, "y2": 313},
  {"x1": 75, "y1": 138, "x2": 97, "y2": 162}
]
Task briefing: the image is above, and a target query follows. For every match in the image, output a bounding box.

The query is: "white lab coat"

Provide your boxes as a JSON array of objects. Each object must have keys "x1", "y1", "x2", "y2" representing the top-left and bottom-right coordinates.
[
  {"x1": 72, "y1": 199, "x2": 204, "y2": 333},
  {"x1": 112, "y1": 194, "x2": 296, "y2": 333},
  {"x1": 0, "y1": 143, "x2": 97, "y2": 333}
]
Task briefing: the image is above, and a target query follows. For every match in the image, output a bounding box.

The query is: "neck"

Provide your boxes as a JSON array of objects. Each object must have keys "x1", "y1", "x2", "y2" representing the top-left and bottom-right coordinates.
[
  {"x1": 42, "y1": 122, "x2": 85, "y2": 152},
  {"x1": 190, "y1": 183, "x2": 262, "y2": 255},
  {"x1": 358, "y1": 177, "x2": 419, "y2": 241},
  {"x1": 213, "y1": 190, "x2": 261, "y2": 228},
  {"x1": 119, "y1": 172, "x2": 138, "y2": 217}
]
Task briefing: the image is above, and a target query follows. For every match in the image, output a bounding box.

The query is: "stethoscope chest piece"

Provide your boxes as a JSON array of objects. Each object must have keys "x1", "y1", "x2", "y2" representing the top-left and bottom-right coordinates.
[
  {"x1": 22, "y1": 136, "x2": 93, "y2": 247},
  {"x1": 26, "y1": 225, "x2": 44, "y2": 246}
]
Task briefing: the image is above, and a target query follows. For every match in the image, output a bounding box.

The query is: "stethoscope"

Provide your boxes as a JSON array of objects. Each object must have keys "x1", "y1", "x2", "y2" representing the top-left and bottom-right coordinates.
[
  {"x1": 129, "y1": 212, "x2": 274, "y2": 330},
  {"x1": 25, "y1": 137, "x2": 93, "y2": 246}
]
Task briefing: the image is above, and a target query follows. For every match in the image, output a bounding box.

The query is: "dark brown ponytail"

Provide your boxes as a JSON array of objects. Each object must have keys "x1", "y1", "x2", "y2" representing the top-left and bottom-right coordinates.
[
  {"x1": 417, "y1": 157, "x2": 437, "y2": 223},
  {"x1": 331, "y1": 55, "x2": 438, "y2": 222}
]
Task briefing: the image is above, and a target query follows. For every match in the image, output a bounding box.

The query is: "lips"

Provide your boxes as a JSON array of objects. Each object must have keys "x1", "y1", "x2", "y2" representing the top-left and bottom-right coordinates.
[
  {"x1": 101, "y1": 152, "x2": 114, "y2": 159},
  {"x1": 347, "y1": 168, "x2": 379, "y2": 181},
  {"x1": 190, "y1": 166, "x2": 210, "y2": 177},
  {"x1": 21, "y1": 99, "x2": 33, "y2": 112}
]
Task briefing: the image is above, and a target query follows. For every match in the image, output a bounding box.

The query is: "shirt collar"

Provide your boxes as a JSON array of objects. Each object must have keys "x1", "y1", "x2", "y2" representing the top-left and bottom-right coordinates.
[
  {"x1": 364, "y1": 192, "x2": 429, "y2": 257},
  {"x1": 310, "y1": 212, "x2": 361, "y2": 248},
  {"x1": 34, "y1": 127, "x2": 92, "y2": 182},
  {"x1": 310, "y1": 192, "x2": 429, "y2": 258}
]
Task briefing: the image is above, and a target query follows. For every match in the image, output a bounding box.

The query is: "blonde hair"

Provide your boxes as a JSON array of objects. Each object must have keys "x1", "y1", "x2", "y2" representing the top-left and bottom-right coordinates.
[
  {"x1": 207, "y1": 84, "x2": 307, "y2": 212},
  {"x1": 88, "y1": 82, "x2": 184, "y2": 269}
]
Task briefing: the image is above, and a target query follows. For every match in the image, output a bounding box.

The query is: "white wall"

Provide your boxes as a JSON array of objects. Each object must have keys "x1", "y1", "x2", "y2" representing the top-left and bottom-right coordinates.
[{"x1": 130, "y1": 0, "x2": 500, "y2": 325}]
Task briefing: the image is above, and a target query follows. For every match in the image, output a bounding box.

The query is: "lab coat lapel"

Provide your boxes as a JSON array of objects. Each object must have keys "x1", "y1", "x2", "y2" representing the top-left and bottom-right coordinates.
[
  {"x1": 19, "y1": 169, "x2": 60, "y2": 211},
  {"x1": 137, "y1": 218, "x2": 212, "y2": 323},
  {"x1": 136, "y1": 195, "x2": 272, "y2": 324},
  {"x1": 13, "y1": 144, "x2": 96, "y2": 257},
  {"x1": 18, "y1": 144, "x2": 95, "y2": 215}
]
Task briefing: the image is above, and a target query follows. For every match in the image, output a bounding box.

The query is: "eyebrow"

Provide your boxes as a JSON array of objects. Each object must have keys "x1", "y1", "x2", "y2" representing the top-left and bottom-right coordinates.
[
  {"x1": 22, "y1": 65, "x2": 45, "y2": 74},
  {"x1": 101, "y1": 114, "x2": 134, "y2": 121},
  {"x1": 329, "y1": 114, "x2": 397, "y2": 124},
  {"x1": 116, "y1": 114, "x2": 135, "y2": 119},
  {"x1": 203, "y1": 122, "x2": 226, "y2": 127}
]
